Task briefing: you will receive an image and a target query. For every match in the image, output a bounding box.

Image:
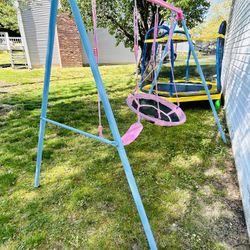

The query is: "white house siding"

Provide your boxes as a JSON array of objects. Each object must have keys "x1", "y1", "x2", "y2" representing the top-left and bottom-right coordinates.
[
  {"x1": 83, "y1": 28, "x2": 135, "y2": 65},
  {"x1": 17, "y1": 0, "x2": 60, "y2": 67},
  {"x1": 221, "y1": 0, "x2": 250, "y2": 235}
]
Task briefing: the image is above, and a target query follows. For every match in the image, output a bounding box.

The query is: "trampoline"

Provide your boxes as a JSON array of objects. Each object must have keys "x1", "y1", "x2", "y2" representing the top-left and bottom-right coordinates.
[
  {"x1": 145, "y1": 30, "x2": 188, "y2": 44},
  {"x1": 141, "y1": 79, "x2": 218, "y2": 97},
  {"x1": 140, "y1": 21, "x2": 227, "y2": 103}
]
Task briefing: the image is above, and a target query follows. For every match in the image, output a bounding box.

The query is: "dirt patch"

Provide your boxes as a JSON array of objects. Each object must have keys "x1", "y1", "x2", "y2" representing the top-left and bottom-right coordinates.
[
  {"x1": 0, "y1": 81, "x2": 18, "y2": 114},
  {"x1": 0, "y1": 104, "x2": 15, "y2": 115},
  {"x1": 201, "y1": 151, "x2": 250, "y2": 249}
]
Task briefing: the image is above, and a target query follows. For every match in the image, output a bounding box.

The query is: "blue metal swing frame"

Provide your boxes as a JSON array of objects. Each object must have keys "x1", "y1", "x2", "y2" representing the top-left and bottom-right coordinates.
[{"x1": 34, "y1": 0, "x2": 157, "y2": 249}]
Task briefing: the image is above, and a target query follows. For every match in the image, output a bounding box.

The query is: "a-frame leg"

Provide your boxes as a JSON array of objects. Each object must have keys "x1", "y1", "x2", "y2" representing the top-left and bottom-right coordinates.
[
  {"x1": 68, "y1": 1, "x2": 157, "y2": 249},
  {"x1": 34, "y1": 0, "x2": 157, "y2": 248},
  {"x1": 34, "y1": 0, "x2": 59, "y2": 187},
  {"x1": 181, "y1": 20, "x2": 227, "y2": 144}
]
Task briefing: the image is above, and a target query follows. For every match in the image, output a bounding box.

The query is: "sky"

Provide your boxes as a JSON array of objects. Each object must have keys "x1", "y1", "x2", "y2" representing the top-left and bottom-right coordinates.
[
  {"x1": 210, "y1": 0, "x2": 225, "y2": 3},
  {"x1": 206, "y1": 0, "x2": 228, "y2": 19}
]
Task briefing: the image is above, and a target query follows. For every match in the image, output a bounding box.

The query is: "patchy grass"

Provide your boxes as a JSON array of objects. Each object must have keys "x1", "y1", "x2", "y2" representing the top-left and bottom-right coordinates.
[{"x1": 0, "y1": 60, "x2": 248, "y2": 249}]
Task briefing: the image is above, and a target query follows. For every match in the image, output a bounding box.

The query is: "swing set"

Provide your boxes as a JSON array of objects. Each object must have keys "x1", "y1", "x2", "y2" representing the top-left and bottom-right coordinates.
[{"x1": 34, "y1": 0, "x2": 226, "y2": 249}]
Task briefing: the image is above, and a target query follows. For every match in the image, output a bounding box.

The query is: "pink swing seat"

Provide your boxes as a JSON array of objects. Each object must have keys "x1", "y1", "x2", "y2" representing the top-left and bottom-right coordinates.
[
  {"x1": 127, "y1": 93, "x2": 186, "y2": 126},
  {"x1": 122, "y1": 121, "x2": 143, "y2": 146}
]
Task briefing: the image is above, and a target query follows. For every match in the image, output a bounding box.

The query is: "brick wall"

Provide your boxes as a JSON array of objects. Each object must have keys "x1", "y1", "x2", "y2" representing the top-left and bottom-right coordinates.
[
  {"x1": 222, "y1": 0, "x2": 250, "y2": 236},
  {"x1": 57, "y1": 12, "x2": 83, "y2": 67}
]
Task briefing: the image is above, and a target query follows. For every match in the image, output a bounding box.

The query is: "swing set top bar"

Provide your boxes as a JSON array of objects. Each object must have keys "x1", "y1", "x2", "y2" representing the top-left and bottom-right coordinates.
[{"x1": 147, "y1": 0, "x2": 184, "y2": 20}]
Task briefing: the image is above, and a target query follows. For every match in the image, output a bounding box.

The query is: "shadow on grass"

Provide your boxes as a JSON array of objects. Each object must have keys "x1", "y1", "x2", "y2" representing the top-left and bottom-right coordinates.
[{"x1": 0, "y1": 64, "x2": 248, "y2": 249}]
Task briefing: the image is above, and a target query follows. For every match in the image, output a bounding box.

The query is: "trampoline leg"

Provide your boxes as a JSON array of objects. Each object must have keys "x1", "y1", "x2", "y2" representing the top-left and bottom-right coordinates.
[
  {"x1": 185, "y1": 48, "x2": 191, "y2": 81},
  {"x1": 34, "y1": 0, "x2": 59, "y2": 187},
  {"x1": 182, "y1": 20, "x2": 227, "y2": 144}
]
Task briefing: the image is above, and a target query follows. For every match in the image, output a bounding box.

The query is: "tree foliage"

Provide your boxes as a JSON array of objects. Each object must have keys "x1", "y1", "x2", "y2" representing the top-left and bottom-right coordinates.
[
  {"x1": 191, "y1": 0, "x2": 231, "y2": 37},
  {"x1": 61, "y1": 0, "x2": 210, "y2": 50},
  {"x1": 0, "y1": 0, "x2": 18, "y2": 32},
  {"x1": 0, "y1": 0, "x2": 211, "y2": 47}
]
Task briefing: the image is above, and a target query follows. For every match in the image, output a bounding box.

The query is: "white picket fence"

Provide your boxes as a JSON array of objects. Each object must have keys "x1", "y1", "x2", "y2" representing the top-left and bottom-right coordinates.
[
  {"x1": 0, "y1": 32, "x2": 7, "y2": 51},
  {"x1": 0, "y1": 32, "x2": 28, "y2": 68},
  {"x1": 0, "y1": 32, "x2": 24, "y2": 51}
]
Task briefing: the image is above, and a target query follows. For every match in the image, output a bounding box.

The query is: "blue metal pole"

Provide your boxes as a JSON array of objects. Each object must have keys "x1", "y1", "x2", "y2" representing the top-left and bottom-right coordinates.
[
  {"x1": 149, "y1": 22, "x2": 177, "y2": 94},
  {"x1": 169, "y1": 41, "x2": 175, "y2": 96},
  {"x1": 181, "y1": 20, "x2": 227, "y2": 143},
  {"x1": 44, "y1": 118, "x2": 117, "y2": 147},
  {"x1": 216, "y1": 38, "x2": 222, "y2": 93},
  {"x1": 185, "y1": 47, "x2": 191, "y2": 81},
  {"x1": 34, "y1": 0, "x2": 59, "y2": 187},
  {"x1": 68, "y1": 0, "x2": 157, "y2": 248},
  {"x1": 170, "y1": 40, "x2": 175, "y2": 82}
]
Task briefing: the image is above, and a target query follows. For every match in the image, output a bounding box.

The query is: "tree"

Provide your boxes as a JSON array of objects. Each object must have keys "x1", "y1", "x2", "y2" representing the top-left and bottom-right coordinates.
[
  {"x1": 0, "y1": 0, "x2": 19, "y2": 32},
  {"x1": 61, "y1": 0, "x2": 210, "y2": 51},
  {"x1": 191, "y1": 0, "x2": 231, "y2": 38}
]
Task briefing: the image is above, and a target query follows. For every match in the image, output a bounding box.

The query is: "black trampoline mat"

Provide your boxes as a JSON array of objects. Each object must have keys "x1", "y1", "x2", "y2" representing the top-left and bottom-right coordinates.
[{"x1": 131, "y1": 98, "x2": 180, "y2": 122}]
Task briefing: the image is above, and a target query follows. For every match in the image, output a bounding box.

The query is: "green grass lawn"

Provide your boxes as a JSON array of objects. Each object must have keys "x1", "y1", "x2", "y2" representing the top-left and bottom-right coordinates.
[
  {"x1": 0, "y1": 52, "x2": 10, "y2": 66},
  {"x1": 0, "y1": 61, "x2": 248, "y2": 249}
]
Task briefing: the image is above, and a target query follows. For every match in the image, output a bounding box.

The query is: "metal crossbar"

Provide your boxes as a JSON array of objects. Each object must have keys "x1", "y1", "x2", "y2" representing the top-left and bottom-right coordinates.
[{"x1": 43, "y1": 118, "x2": 117, "y2": 147}]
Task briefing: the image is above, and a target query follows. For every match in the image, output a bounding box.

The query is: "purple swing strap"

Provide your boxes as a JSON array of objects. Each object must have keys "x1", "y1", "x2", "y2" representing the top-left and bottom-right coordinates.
[
  {"x1": 133, "y1": 1, "x2": 140, "y2": 94},
  {"x1": 151, "y1": 7, "x2": 162, "y2": 118},
  {"x1": 132, "y1": 0, "x2": 142, "y2": 125},
  {"x1": 91, "y1": 0, "x2": 103, "y2": 137},
  {"x1": 92, "y1": 0, "x2": 98, "y2": 63},
  {"x1": 121, "y1": 0, "x2": 144, "y2": 146},
  {"x1": 151, "y1": 7, "x2": 159, "y2": 67},
  {"x1": 168, "y1": 15, "x2": 180, "y2": 106}
]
